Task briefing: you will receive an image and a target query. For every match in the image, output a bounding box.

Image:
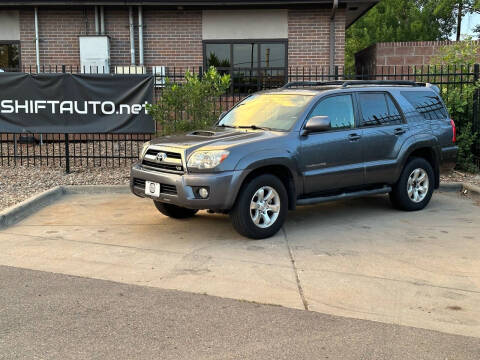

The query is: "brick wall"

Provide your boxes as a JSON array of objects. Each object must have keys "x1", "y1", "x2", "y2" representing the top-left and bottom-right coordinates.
[
  {"x1": 20, "y1": 7, "x2": 96, "y2": 70},
  {"x1": 18, "y1": 6, "x2": 345, "y2": 72},
  {"x1": 288, "y1": 8, "x2": 345, "y2": 68},
  {"x1": 355, "y1": 41, "x2": 480, "y2": 74}
]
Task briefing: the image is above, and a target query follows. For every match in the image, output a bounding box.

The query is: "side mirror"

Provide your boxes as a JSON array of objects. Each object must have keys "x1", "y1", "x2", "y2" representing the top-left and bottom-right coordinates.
[
  {"x1": 303, "y1": 116, "x2": 331, "y2": 135},
  {"x1": 219, "y1": 111, "x2": 227, "y2": 120}
]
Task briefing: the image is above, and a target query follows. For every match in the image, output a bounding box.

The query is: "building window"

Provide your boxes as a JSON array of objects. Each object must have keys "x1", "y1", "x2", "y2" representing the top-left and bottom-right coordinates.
[
  {"x1": 204, "y1": 40, "x2": 287, "y2": 92},
  {"x1": 0, "y1": 42, "x2": 20, "y2": 71}
]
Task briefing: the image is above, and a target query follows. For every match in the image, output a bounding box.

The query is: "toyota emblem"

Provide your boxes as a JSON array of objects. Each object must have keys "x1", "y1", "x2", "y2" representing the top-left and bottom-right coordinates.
[{"x1": 156, "y1": 152, "x2": 167, "y2": 162}]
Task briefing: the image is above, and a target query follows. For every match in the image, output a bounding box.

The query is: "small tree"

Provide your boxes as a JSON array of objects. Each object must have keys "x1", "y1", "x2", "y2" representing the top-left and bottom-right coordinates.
[{"x1": 148, "y1": 67, "x2": 231, "y2": 135}]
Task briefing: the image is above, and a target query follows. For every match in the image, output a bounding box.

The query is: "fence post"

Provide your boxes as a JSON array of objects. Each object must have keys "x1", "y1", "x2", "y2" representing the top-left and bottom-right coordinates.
[
  {"x1": 64, "y1": 133, "x2": 70, "y2": 174},
  {"x1": 473, "y1": 64, "x2": 480, "y2": 159},
  {"x1": 61, "y1": 65, "x2": 70, "y2": 173}
]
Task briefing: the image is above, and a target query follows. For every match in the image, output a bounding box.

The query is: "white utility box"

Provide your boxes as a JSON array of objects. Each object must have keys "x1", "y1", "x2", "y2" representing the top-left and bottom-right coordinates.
[{"x1": 79, "y1": 36, "x2": 110, "y2": 74}]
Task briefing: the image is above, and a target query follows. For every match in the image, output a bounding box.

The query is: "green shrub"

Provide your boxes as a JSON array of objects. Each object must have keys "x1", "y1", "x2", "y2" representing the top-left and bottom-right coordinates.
[
  {"x1": 429, "y1": 39, "x2": 480, "y2": 172},
  {"x1": 148, "y1": 67, "x2": 231, "y2": 136}
]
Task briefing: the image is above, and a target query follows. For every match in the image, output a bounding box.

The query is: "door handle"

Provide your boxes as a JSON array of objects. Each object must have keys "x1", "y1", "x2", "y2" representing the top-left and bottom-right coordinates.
[
  {"x1": 394, "y1": 128, "x2": 406, "y2": 135},
  {"x1": 348, "y1": 133, "x2": 361, "y2": 141}
]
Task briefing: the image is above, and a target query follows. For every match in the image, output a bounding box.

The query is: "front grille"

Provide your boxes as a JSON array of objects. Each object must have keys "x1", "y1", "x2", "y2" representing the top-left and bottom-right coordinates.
[
  {"x1": 145, "y1": 149, "x2": 182, "y2": 159},
  {"x1": 133, "y1": 178, "x2": 178, "y2": 195},
  {"x1": 142, "y1": 160, "x2": 183, "y2": 172},
  {"x1": 133, "y1": 178, "x2": 146, "y2": 187},
  {"x1": 142, "y1": 148, "x2": 184, "y2": 173},
  {"x1": 161, "y1": 183, "x2": 177, "y2": 195}
]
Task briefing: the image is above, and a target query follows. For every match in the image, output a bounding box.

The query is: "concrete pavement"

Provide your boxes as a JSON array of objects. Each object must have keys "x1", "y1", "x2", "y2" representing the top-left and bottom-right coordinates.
[
  {"x1": 1, "y1": 265, "x2": 480, "y2": 360},
  {"x1": 0, "y1": 190, "x2": 479, "y2": 339}
]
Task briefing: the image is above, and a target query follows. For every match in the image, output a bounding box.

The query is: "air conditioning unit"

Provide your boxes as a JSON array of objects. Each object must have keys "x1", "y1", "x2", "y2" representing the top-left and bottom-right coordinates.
[
  {"x1": 79, "y1": 36, "x2": 110, "y2": 74},
  {"x1": 114, "y1": 66, "x2": 146, "y2": 75},
  {"x1": 152, "y1": 66, "x2": 166, "y2": 87}
]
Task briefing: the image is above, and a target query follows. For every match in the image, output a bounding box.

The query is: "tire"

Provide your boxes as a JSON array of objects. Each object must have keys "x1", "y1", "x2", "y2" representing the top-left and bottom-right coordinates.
[
  {"x1": 390, "y1": 157, "x2": 434, "y2": 211},
  {"x1": 153, "y1": 201, "x2": 198, "y2": 219},
  {"x1": 230, "y1": 174, "x2": 288, "y2": 239}
]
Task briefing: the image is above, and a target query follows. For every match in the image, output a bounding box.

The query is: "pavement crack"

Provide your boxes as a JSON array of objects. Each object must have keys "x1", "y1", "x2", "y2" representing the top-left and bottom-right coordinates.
[{"x1": 282, "y1": 227, "x2": 309, "y2": 311}]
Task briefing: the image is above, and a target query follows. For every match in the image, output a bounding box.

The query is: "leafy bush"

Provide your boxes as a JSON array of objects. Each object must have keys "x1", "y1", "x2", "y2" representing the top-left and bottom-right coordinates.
[
  {"x1": 148, "y1": 67, "x2": 231, "y2": 136},
  {"x1": 429, "y1": 39, "x2": 479, "y2": 172}
]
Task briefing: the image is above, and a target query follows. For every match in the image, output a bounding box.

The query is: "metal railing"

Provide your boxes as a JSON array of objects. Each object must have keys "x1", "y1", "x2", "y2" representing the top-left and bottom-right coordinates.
[{"x1": 1, "y1": 64, "x2": 479, "y2": 171}]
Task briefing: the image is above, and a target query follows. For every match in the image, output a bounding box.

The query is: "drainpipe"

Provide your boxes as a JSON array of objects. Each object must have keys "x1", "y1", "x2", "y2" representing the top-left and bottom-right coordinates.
[
  {"x1": 34, "y1": 7, "x2": 40, "y2": 73},
  {"x1": 100, "y1": 6, "x2": 105, "y2": 35},
  {"x1": 329, "y1": 0, "x2": 338, "y2": 77},
  {"x1": 129, "y1": 6, "x2": 135, "y2": 65},
  {"x1": 138, "y1": 5, "x2": 144, "y2": 67},
  {"x1": 94, "y1": 5, "x2": 99, "y2": 34}
]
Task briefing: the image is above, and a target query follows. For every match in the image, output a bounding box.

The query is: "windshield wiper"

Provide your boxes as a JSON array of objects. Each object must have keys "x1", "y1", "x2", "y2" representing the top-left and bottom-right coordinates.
[
  {"x1": 216, "y1": 124, "x2": 236, "y2": 129},
  {"x1": 236, "y1": 125, "x2": 273, "y2": 131}
]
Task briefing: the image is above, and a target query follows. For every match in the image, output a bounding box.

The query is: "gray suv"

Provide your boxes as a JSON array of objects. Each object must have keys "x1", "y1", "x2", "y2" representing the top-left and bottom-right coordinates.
[{"x1": 131, "y1": 80, "x2": 458, "y2": 239}]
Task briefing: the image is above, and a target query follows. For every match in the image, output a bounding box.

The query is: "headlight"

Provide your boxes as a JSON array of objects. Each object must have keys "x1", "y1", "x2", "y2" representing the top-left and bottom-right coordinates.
[
  {"x1": 139, "y1": 141, "x2": 151, "y2": 159},
  {"x1": 187, "y1": 150, "x2": 230, "y2": 169}
]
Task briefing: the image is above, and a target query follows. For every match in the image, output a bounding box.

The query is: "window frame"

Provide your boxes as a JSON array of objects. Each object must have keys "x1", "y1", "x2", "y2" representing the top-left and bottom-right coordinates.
[
  {"x1": 0, "y1": 40, "x2": 21, "y2": 71},
  {"x1": 355, "y1": 91, "x2": 406, "y2": 128},
  {"x1": 202, "y1": 39, "x2": 288, "y2": 90},
  {"x1": 302, "y1": 93, "x2": 358, "y2": 134}
]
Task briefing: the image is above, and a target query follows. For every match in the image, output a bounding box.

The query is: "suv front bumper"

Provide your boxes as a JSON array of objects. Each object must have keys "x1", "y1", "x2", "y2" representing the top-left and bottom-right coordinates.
[{"x1": 130, "y1": 162, "x2": 242, "y2": 210}]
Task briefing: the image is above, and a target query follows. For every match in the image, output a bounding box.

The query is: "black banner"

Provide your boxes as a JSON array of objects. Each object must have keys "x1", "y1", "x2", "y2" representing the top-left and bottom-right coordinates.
[{"x1": 0, "y1": 73, "x2": 155, "y2": 133}]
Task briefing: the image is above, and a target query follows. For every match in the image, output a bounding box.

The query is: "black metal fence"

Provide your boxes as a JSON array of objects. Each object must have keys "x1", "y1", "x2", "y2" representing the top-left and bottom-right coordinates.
[{"x1": 1, "y1": 64, "x2": 479, "y2": 171}]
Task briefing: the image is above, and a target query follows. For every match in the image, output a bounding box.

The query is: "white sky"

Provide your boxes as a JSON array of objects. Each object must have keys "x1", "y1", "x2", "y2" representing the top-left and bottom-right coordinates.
[{"x1": 455, "y1": 12, "x2": 480, "y2": 39}]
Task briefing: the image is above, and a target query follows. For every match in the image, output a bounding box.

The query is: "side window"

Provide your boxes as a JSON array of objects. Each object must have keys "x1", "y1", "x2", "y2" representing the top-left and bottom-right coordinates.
[
  {"x1": 401, "y1": 91, "x2": 448, "y2": 120},
  {"x1": 358, "y1": 93, "x2": 403, "y2": 127},
  {"x1": 308, "y1": 94, "x2": 355, "y2": 130}
]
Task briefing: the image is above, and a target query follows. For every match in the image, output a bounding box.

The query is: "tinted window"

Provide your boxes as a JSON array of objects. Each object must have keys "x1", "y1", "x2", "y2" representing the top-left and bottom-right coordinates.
[
  {"x1": 309, "y1": 95, "x2": 355, "y2": 130},
  {"x1": 358, "y1": 93, "x2": 403, "y2": 126},
  {"x1": 401, "y1": 91, "x2": 448, "y2": 120},
  {"x1": 0, "y1": 43, "x2": 20, "y2": 70},
  {"x1": 205, "y1": 44, "x2": 231, "y2": 68}
]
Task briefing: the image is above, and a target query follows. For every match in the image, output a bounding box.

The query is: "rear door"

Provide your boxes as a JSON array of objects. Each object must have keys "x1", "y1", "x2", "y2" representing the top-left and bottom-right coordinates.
[
  {"x1": 357, "y1": 91, "x2": 411, "y2": 185},
  {"x1": 299, "y1": 93, "x2": 364, "y2": 194}
]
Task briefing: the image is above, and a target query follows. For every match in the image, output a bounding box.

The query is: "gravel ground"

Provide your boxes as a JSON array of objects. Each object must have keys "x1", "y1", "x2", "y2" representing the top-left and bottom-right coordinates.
[
  {"x1": 1, "y1": 166, "x2": 479, "y2": 212},
  {"x1": 0, "y1": 166, "x2": 130, "y2": 211},
  {"x1": 440, "y1": 170, "x2": 480, "y2": 187}
]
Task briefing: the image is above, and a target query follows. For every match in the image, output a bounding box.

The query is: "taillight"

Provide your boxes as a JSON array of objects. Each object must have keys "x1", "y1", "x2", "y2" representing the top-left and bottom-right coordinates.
[{"x1": 450, "y1": 119, "x2": 456, "y2": 143}]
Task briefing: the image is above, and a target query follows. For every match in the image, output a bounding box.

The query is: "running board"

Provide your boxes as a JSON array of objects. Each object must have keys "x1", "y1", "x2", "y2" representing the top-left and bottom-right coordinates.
[{"x1": 296, "y1": 186, "x2": 392, "y2": 206}]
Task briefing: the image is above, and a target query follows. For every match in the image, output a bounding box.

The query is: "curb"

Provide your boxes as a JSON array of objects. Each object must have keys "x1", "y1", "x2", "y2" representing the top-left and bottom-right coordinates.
[
  {"x1": 0, "y1": 184, "x2": 130, "y2": 230},
  {"x1": 439, "y1": 182, "x2": 480, "y2": 196},
  {"x1": 0, "y1": 186, "x2": 64, "y2": 229}
]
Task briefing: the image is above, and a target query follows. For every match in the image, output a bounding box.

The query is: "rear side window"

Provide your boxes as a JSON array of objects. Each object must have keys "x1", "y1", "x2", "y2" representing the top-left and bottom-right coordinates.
[
  {"x1": 401, "y1": 91, "x2": 448, "y2": 120},
  {"x1": 358, "y1": 93, "x2": 403, "y2": 126}
]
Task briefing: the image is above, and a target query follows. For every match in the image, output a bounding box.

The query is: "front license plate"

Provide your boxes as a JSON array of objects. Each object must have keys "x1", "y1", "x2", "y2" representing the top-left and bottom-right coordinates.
[{"x1": 145, "y1": 181, "x2": 160, "y2": 197}]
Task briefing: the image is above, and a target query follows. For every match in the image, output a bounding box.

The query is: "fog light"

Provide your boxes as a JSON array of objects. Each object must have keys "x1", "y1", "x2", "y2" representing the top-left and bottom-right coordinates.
[{"x1": 198, "y1": 187, "x2": 209, "y2": 199}]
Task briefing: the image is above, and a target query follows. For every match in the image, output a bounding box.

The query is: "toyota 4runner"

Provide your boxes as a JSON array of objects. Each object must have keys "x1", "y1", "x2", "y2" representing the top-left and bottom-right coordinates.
[{"x1": 130, "y1": 80, "x2": 458, "y2": 239}]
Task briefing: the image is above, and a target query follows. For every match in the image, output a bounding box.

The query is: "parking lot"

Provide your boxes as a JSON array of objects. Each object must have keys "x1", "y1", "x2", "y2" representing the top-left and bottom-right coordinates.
[{"x1": 0, "y1": 189, "x2": 479, "y2": 338}]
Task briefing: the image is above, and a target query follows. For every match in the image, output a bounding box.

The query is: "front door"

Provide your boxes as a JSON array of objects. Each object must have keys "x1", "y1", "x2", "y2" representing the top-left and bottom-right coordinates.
[{"x1": 299, "y1": 94, "x2": 364, "y2": 194}]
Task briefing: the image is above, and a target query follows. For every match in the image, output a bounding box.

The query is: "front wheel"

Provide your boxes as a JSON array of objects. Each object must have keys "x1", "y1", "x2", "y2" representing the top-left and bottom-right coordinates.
[
  {"x1": 230, "y1": 174, "x2": 288, "y2": 239},
  {"x1": 153, "y1": 201, "x2": 198, "y2": 219},
  {"x1": 390, "y1": 157, "x2": 434, "y2": 211}
]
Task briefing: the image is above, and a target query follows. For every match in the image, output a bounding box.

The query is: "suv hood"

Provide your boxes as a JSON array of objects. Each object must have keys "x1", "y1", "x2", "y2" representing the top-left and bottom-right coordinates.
[{"x1": 149, "y1": 128, "x2": 284, "y2": 154}]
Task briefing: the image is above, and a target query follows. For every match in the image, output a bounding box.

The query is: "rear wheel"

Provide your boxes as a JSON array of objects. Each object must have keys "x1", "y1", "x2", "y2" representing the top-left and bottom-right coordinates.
[
  {"x1": 153, "y1": 201, "x2": 198, "y2": 219},
  {"x1": 390, "y1": 157, "x2": 434, "y2": 211},
  {"x1": 230, "y1": 174, "x2": 288, "y2": 239}
]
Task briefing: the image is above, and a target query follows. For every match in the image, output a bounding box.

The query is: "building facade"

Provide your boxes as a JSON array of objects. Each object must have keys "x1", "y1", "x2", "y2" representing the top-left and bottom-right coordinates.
[{"x1": 1, "y1": 0, "x2": 376, "y2": 85}]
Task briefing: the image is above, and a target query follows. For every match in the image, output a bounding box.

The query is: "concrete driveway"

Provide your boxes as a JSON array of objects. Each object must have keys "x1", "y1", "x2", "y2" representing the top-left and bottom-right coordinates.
[{"x1": 0, "y1": 190, "x2": 479, "y2": 338}]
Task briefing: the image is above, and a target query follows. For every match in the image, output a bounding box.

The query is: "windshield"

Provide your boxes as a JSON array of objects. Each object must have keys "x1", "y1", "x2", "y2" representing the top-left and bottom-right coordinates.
[{"x1": 218, "y1": 94, "x2": 313, "y2": 131}]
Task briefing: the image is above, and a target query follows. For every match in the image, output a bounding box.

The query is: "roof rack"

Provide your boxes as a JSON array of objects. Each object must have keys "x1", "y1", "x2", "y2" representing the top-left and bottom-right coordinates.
[{"x1": 282, "y1": 80, "x2": 427, "y2": 89}]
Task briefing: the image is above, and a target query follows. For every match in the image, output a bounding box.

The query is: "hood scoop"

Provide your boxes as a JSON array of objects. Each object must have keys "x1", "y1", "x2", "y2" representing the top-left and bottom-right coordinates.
[{"x1": 188, "y1": 130, "x2": 225, "y2": 137}]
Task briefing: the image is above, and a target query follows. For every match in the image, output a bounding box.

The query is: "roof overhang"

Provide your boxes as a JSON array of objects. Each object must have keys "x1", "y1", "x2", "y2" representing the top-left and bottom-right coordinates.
[{"x1": 0, "y1": 0, "x2": 378, "y2": 27}]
